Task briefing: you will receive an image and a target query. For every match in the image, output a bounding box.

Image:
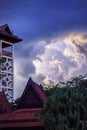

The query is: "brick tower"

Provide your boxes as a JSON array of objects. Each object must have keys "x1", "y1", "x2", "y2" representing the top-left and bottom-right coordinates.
[{"x1": 0, "y1": 24, "x2": 22, "y2": 102}]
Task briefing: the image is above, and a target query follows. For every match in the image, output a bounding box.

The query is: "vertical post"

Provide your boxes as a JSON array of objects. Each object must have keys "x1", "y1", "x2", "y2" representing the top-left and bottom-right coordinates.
[
  {"x1": 0, "y1": 40, "x2": 2, "y2": 92},
  {"x1": 12, "y1": 44, "x2": 14, "y2": 103}
]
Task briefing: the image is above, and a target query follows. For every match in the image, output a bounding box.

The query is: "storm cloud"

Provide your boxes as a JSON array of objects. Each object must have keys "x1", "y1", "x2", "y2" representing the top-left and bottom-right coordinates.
[
  {"x1": 0, "y1": 0, "x2": 87, "y2": 41},
  {"x1": 14, "y1": 33, "x2": 87, "y2": 98},
  {"x1": 0, "y1": 0, "x2": 87, "y2": 98},
  {"x1": 72, "y1": 40, "x2": 87, "y2": 57}
]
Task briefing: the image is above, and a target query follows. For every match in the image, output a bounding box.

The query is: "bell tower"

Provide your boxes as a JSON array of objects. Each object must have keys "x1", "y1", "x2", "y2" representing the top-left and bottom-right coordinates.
[{"x1": 0, "y1": 24, "x2": 22, "y2": 102}]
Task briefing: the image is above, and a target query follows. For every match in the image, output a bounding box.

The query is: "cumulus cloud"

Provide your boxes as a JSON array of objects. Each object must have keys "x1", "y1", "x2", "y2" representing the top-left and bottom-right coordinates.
[
  {"x1": 14, "y1": 56, "x2": 36, "y2": 98},
  {"x1": 72, "y1": 40, "x2": 87, "y2": 57},
  {"x1": 13, "y1": 32, "x2": 87, "y2": 100},
  {"x1": 14, "y1": 40, "x2": 46, "y2": 98},
  {"x1": 32, "y1": 33, "x2": 87, "y2": 84},
  {"x1": 14, "y1": 33, "x2": 87, "y2": 99},
  {"x1": 0, "y1": 0, "x2": 87, "y2": 100}
]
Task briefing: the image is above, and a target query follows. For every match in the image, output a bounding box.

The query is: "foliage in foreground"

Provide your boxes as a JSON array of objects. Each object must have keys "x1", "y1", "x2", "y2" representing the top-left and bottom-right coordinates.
[{"x1": 41, "y1": 75, "x2": 87, "y2": 130}]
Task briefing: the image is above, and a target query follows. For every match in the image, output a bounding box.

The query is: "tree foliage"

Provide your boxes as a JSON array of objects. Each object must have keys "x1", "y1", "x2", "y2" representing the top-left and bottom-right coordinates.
[{"x1": 41, "y1": 74, "x2": 87, "y2": 130}]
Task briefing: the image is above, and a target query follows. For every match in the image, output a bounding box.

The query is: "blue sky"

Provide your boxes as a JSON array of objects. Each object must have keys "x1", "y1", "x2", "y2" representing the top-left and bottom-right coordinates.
[{"x1": 0, "y1": 0, "x2": 87, "y2": 99}]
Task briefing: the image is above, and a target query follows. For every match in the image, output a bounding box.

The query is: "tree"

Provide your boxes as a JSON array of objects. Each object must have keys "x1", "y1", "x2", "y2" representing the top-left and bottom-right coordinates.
[
  {"x1": 41, "y1": 75, "x2": 87, "y2": 130},
  {"x1": 11, "y1": 97, "x2": 21, "y2": 110}
]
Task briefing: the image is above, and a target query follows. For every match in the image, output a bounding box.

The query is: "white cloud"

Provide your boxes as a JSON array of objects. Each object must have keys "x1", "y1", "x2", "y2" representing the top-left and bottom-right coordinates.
[
  {"x1": 32, "y1": 33, "x2": 87, "y2": 84},
  {"x1": 14, "y1": 33, "x2": 87, "y2": 99}
]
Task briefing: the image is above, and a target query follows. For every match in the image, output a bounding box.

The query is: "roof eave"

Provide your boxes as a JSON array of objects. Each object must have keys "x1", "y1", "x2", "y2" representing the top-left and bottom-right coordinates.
[{"x1": 0, "y1": 32, "x2": 23, "y2": 43}]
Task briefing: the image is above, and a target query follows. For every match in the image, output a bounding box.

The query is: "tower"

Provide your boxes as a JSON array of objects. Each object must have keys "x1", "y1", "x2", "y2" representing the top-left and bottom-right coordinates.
[{"x1": 0, "y1": 24, "x2": 22, "y2": 102}]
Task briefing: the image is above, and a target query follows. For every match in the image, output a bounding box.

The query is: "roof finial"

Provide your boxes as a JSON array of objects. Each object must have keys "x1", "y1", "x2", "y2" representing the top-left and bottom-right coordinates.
[{"x1": 29, "y1": 77, "x2": 33, "y2": 82}]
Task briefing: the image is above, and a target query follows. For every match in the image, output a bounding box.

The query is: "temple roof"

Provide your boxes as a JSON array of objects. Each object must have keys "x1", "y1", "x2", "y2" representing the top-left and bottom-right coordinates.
[
  {"x1": 0, "y1": 108, "x2": 42, "y2": 128},
  {"x1": 18, "y1": 77, "x2": 47, "y2": 108},
  {"x1": 0, "y1": 92, "x2": 11, "y2": 113},
  {"x1": 0, "y1": 78, "x2": 47, "y2": 128},
  {"x1": 0, "y1": 24, "x2": 12, "y2": 34},
  {"x1": 0, "y1": 24, "x2": 22, "y2": 43}
]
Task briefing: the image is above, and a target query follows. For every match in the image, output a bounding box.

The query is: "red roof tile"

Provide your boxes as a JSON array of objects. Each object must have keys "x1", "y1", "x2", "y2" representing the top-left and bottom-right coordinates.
[
  {"x1": 0, "y1": 24, "x2": 8, "y2": 32},
  {"x1": 34, "y1": 82, "x2": 47, "y2": 103},
  {"x1": 0, "y1": 108, "x2": 43, "y2": 128},
  {"x1": 0, "y1": 92, "x2": 11, "y2": 113}
]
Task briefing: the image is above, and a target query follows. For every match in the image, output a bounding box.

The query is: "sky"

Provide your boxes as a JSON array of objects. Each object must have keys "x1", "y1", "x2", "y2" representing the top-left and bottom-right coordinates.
[{"x1": 0, "y1": 0, "x2": 87, "y2": 99}]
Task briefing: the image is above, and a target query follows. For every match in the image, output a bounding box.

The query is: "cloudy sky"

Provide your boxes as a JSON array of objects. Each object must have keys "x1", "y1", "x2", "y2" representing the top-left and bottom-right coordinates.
[{"x1": 0, "y1": 0, "x2": 87, "y2": 99}]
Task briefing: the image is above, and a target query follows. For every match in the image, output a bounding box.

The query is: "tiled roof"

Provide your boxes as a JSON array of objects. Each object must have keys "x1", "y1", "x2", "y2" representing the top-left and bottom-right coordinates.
[
  {"x1": 0, "y1": 92, "x2": 11, "y2": 113},
  {"x1": 0, "y1": 24, "x2": 11, "y2": 33},
  {"x1": 0, "y1": 24, "x2": 22, "y2": 43},
  {"x1": 0, "y1": 78, "x2": 47, "y2": 128},
  {"x1": 0, "y1": 24, "x2": 7, "y2": 32},
  {"x1": 0, "y1": 108, "x2": 43, "y2": 128},
  {"x1": 34, "y1": 82, "x2": 47, "y2": 103},
  {"x1": 18, "y1": 77, "x2": 47, "y2": 108}
]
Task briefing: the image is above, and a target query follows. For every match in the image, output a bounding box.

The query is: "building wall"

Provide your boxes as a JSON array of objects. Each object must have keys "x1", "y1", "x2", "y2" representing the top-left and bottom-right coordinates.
[{"x1": 0, "y1": 40, "x2": 14, "y2": 102}]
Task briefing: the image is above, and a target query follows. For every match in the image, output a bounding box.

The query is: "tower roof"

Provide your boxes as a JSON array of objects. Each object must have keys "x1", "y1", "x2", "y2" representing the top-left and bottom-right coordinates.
[{"x1": 0, "y1": 24, "x2": 22, "y2": 43}]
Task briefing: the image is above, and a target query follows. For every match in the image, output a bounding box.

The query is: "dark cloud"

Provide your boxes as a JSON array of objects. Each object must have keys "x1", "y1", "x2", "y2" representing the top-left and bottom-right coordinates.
[
  {"x1": 57, "y1": 73, "x2": 64, "y2": 82},
  {"x1": 15, "y1": 59, "x2": 35, "y2": 78},
  {"x1": 0, "y1": 0, "x2": 87, "y2": 41},
  {"x1": 19, "y1": 40, "x2": 46, "y2": 59},
  {"x1": 14, "y1": 40, "x2": 46, "y2": 81},
  {"x1": 0, "y1": 0, "x2": 87, "y2": 98},
  {"x1": 35, "y1": 73, "x2": 46, "y2": 84},
  {"x1": 36, "y1": 57, "x2": 42, "y2": 63},
  {"x1": 72, "y1": 40, "x2": 87, "y2": 57},
  {"x1": 21, "y1": 62, "x2": 35, "y2": 77},
  {"x1": 83, "y1": 34, "x2": 87, "y2": 39}
]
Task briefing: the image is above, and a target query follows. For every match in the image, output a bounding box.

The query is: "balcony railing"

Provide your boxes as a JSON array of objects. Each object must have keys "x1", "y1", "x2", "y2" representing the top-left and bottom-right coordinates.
[{"x1": 2, "y1": 50, "x2": 12, "y2": 58}]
